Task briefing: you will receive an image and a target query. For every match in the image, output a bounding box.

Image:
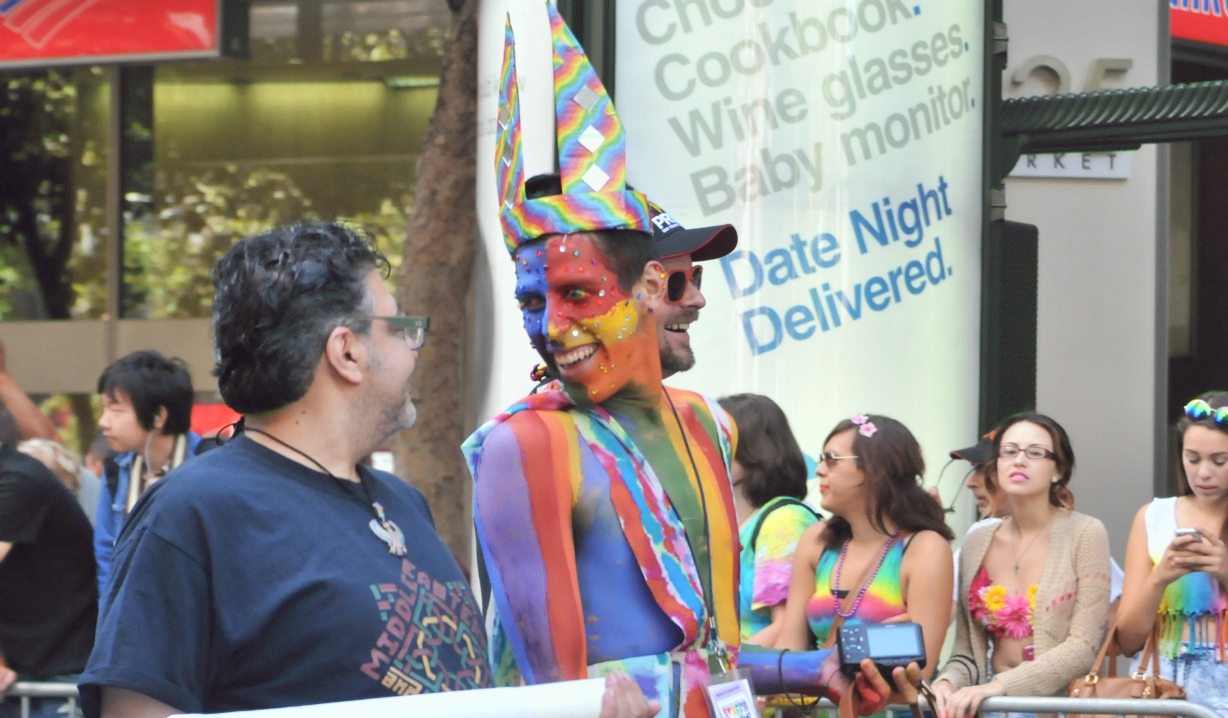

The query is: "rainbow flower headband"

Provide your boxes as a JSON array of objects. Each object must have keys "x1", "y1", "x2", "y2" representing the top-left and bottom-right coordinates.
[
  {"x1": 1185, "y1": 398, "x2": 1228, "y2": 427},
  {"x1": 495, "y1": 4, "x2": 651, "y2": 256}
]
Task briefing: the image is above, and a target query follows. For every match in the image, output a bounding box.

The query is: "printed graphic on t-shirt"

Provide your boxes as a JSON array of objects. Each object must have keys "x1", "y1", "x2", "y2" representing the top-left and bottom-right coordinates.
[{"x1": 360, "y1": 558, "x2": 490, "y2": 694}]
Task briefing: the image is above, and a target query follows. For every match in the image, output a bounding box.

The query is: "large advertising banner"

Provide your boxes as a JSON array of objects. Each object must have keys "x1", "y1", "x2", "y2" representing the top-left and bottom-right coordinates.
[{"x1": 616, "y1": 0, "x2": 984, "y2": 497}]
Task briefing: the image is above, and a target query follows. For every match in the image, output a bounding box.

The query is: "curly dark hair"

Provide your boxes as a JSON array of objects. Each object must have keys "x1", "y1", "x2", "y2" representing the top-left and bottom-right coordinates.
[
  {"x1": 821, "y1": 414, "x2": 954, "y2": 549},
  {"x1": 718, "y1": 393, "x2": 808, "y2": 508},
  {"x1": 211, "y1": 221, "x2": 388, "y2": 414},
  {"x1": 986, "y1": 412, "x2": 1076, "y2": 510}
]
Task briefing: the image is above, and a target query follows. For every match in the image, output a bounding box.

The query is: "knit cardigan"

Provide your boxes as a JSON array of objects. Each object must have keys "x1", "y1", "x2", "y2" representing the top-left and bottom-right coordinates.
[{"x1": 935, "y1": 509, "x2": 1111, "y2": 697}]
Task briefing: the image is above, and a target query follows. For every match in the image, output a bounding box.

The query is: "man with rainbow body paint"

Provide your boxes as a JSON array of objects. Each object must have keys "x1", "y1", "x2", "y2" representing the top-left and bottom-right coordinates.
[{"x1": 464, "y1": 7, "x2": 917, "y2": 718}]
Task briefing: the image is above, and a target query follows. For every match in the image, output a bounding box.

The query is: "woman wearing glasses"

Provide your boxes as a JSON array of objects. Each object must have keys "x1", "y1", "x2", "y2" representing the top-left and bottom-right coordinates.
[
  {"x1": 1116, "y1": 392, "x2": 1228, "y2": 715},
  {"x1": 932, "y1": 414, "x2": 1110, "y2": 718},
  {"x1": 775, "y1": 414, "x2": 954, "y2": 683}
]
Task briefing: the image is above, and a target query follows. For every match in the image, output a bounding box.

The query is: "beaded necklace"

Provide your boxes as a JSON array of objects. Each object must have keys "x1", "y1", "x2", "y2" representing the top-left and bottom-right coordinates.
[{"x1": 831, "y1": 529, "x2": 902, "y2": 619}]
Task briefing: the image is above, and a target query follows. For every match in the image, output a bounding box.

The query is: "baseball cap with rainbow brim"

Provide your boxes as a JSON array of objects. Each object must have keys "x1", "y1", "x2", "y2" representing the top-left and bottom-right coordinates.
[{"x1": 648, "y1": 203, "x2": 738, "y2": 261}]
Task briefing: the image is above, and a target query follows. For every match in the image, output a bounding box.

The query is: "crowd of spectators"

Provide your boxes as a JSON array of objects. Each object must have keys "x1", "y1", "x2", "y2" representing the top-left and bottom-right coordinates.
[{"x1": 1, "y1": 220, "x2": 1226, "y2": 718}]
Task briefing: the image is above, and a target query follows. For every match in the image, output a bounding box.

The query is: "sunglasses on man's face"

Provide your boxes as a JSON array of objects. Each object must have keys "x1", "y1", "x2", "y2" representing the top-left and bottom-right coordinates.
[{"x1": 666, "y1": 265, "x2": 703, "y2": 303}]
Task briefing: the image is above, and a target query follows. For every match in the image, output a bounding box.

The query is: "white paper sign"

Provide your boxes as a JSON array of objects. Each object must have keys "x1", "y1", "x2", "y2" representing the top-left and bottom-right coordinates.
[
  {"x1": 613, "y1": 0, "x2": 985, "y2": 489},
  {"x1": 179, "y1": 678, "x2": 607, "y2": 718}
]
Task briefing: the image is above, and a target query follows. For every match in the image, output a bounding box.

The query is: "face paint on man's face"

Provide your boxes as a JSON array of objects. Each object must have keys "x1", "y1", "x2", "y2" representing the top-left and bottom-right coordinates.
[
  {"x1": 514, "y1": 242, "x2": 552, "y2": 370},
  {"x1": 541, "y1": 234, "x2": 659, "y2": 404}
]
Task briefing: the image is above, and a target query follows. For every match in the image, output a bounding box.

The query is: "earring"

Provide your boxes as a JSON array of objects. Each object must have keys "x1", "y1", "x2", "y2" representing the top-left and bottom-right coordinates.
[{"x1": 1051, "y1": 476, "x2": 1060, "y2": 483}]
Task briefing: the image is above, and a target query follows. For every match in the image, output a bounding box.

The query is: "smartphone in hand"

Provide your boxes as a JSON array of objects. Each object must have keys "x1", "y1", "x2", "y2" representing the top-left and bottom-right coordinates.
[{"x1": 1175, "y1": 527, "x2": 1204, "y2": 543}]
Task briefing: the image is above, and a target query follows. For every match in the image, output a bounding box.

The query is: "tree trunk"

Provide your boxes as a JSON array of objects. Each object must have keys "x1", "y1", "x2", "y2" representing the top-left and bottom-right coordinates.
[{"x1": 391, "y1": 0, "x2": 480, "y2": 568}]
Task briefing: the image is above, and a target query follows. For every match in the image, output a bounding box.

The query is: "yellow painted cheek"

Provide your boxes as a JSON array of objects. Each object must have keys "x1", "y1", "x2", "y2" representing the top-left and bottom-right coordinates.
[{"x1": 580, "y1": 299, "x2": 639, "y2": 345}]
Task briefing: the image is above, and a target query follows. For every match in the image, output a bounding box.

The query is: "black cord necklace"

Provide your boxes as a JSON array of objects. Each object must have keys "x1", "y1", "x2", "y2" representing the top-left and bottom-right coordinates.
[
  {"x1": 662, "y1": 387, "x2": 730, "y2": 674},
  {"x1": 245, "y1": 426, "x2": 407, "y2": 557}
]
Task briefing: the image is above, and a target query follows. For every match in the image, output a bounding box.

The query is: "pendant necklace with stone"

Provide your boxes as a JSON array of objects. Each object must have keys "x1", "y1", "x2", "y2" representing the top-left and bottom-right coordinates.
[{"x1": 245, "y1": 426, "x2": 407, "y2": 557}]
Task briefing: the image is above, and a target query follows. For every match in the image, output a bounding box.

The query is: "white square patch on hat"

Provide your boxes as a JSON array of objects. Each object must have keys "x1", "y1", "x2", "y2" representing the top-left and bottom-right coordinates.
[
  {"x1": 573, "y1": 86, "x2": 600, "y2": 112},
  {"x1": 581, "y1": 164, "x2": 610, "y2": 191},
  {"x1": 578, "y1": 126, "x2": 605, "y2": 153}
]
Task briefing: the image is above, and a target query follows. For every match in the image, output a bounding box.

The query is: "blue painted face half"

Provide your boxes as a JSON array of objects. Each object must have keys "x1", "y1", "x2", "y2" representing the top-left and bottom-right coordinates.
[{"x1": 514, "y1": 241, "x2": 551, "y2": 367}]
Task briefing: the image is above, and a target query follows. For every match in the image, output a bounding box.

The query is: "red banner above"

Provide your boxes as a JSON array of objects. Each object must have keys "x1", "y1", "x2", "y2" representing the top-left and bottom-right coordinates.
[
  {"x1": 1172, "y1": 0, "x2": 1228, "y2": 47},
  {"x1": 0, "y1": 0, "x2": 223, "y2": 68}
]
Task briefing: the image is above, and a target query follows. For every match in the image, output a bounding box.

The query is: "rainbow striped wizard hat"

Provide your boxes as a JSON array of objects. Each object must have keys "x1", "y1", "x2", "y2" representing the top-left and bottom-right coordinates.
[{"x1": 495, "y1": 3, "x2": 651, "y2": 255}]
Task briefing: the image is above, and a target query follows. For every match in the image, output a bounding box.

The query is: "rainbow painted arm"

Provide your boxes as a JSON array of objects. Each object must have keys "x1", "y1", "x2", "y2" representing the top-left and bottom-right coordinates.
[
  {"x1": 736, "y1": 645, "x2": 846, "y2": 699},
  {"x1": 474, "y1": 418, "x2": 582, "y2": 685}
]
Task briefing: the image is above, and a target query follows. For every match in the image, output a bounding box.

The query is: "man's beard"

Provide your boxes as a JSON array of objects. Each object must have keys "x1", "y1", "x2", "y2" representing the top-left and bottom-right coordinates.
[
  {"x1": 659, "y1": 309, "x2": 699, "y2": 374},
  {"x1": 659, "y1": 343, "x2": 695, "y2": 374},
  {"x1": 366, "y1": 344, "x2": 417, "y2": 441}
]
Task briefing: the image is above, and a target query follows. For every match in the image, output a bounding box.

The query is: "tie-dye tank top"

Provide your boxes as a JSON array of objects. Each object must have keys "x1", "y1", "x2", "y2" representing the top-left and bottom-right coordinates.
[
  {"x1": 807, "y1": 537, "x2": 908, "y2": 646},
  {"x1": 738, "y1": 497, "x2": 820, "y2": 641},
  {"x1": 1144, "y1": 497, "x2": 1227, "y2": 660}
]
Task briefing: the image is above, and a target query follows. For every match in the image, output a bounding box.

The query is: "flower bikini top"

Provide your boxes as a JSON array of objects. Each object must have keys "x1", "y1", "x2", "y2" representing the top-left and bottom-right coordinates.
[{"x1": 968, "y1": 566, "x2": 1037, "y2": 639}]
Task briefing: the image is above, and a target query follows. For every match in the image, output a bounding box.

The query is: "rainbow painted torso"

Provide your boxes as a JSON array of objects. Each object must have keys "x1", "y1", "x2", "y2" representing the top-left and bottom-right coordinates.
[
  {"x1": 807, "y1": 539, "x2": 907, "y2": 646},
  {"x1": 465, "y1": 387, "x2": 740, "y2": 718},
  {"x1": 1144, "y1": 498, "x2": 1227, "y2": 659}
]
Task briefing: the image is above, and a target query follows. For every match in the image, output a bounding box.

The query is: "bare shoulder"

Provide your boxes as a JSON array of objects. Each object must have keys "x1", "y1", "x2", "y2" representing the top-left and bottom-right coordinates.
[
  {"x1": 476, "y1": 410, "x2": 565, "y2": 475},
  {"x1": 904, "y1": 529, "x2": 953, "y2": 560}
]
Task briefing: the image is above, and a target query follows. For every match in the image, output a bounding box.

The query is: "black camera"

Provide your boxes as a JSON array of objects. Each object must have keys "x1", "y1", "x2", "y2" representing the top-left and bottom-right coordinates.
[{"x1": 837, "y1": 622, "x2": 926, "y2": 678}]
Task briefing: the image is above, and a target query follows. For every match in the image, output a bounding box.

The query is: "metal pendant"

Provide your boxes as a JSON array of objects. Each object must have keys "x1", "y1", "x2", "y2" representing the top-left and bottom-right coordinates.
[{"x1": 369, "y1": 518, "x2": 408, "y2": 556}]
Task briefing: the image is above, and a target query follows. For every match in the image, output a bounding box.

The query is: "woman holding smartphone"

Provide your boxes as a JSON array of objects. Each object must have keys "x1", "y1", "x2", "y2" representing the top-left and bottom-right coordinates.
[{"x1": 1118, "y1": 392, "x2": 1228, "y2": 714}]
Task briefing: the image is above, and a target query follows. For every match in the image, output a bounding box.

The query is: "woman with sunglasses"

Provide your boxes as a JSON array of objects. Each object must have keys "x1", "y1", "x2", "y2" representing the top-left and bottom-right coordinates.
[
  {"x1": 1116, "y1": 392, "x2": 1228, "y2": 715},
  {"x1": 775, "y1": 414, "x2": 954, "y2": 682},
  {"x1": 932, "y1": 414, "x2": 1110, "y2": 718}
]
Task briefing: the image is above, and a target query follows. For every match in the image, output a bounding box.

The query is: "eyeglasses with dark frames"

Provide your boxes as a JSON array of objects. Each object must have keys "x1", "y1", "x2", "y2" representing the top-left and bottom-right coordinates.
[{"x1": 998, "y1": 444, "x2": 1057, "y2": 461}]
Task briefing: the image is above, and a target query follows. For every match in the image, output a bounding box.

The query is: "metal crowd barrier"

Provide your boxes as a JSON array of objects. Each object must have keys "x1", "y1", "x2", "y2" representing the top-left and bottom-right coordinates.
[
  {"x1": 8, "y1": 684, "x2": 1223, "y2": 718},
  {"x1": 803, "y1": 695, "x2": 1222, "y2": 718},
  {"x1": 7, "y1": 682, "x2": 79, "y2": 718}
]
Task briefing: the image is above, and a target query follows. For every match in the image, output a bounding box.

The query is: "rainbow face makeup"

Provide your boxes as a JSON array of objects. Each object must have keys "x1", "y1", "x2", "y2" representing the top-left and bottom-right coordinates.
[
  {"x1": 514, "y1": 243, "x2": 551, "y2": 367},
  {"x1": 517, "y1": 234, "x2": 658, "y2": 404}
]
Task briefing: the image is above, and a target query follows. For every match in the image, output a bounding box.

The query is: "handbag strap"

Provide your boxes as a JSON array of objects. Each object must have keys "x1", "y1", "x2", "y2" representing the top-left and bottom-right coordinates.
[
  {"x1": 1083, "y1": 620, "x2": 1121, "y2": 679},
  {"x1": 821, "y1": 614, "x2": 846, "y2": 650},
  {"x1": 1137, "y1": 623, "x2": 1162, "y2": 678}
]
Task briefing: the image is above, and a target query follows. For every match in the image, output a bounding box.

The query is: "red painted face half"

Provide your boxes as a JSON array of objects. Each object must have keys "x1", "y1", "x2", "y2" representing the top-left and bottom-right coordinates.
[{"x1": 543, "y1": 234, "x2": 659, "y2": 404}]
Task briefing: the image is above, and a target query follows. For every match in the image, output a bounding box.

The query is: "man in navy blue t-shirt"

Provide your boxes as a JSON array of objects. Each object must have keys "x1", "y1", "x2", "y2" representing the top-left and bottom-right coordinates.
[{"x1": 79, "y1": 222, "x2": 655, "y2": 718}]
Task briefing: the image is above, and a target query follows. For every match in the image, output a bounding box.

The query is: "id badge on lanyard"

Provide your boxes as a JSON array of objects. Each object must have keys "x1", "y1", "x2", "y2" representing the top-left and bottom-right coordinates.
[{"x1": 704, "y1": 668, "x2": 759, "y2": 718}]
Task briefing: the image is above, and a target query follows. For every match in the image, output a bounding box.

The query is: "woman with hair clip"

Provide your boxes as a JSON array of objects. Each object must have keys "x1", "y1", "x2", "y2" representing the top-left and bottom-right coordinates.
[
  {"x1": 775, "y1": 414, "x2": 954, "y2": 682},
  {"x1": 717, "y1": 394, "x2": 820, "y2": 647},
  {"x1": 1117, "y1": 392, "x2": 1228, "y2": 715},
  {"x1": 932, "y1": 413, "x2": 1110, "y2": 718}
]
